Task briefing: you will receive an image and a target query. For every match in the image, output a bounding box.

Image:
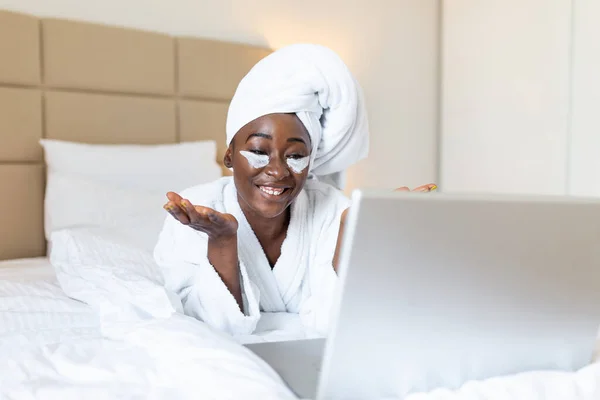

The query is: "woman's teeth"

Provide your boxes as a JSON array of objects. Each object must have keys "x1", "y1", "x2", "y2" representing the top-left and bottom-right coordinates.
[{"x1": 259, "y1": 186, "x2": 285, "y2": 196}]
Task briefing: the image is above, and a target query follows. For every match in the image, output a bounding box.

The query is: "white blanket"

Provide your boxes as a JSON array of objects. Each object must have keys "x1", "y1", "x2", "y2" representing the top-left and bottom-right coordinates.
[
  {"x1": 1, "y1": 316, "x2": 296, "y2": 399},
  {"x1": 154, "y1": 176, "x2": 349, "y2": 337},
  {"x1": 403, "y1": 362, "x2": 600, "y2": 400}
]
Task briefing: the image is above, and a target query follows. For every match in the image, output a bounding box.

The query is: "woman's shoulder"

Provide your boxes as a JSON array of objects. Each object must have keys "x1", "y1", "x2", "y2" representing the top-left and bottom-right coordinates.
[{"x1": 179, "y1": 176, "x2": 233, "y2": 208}]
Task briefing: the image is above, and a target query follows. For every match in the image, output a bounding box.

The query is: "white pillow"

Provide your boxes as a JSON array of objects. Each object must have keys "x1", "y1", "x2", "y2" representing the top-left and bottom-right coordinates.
[
  {"x1": 40, "y1": 139, "x2": 222, "y2": 193},
  {"x1": 44, "y1": 172, "x2": 167, "y2": 252},
  {"x1": 40, "y1": 139, "x2": 222, "y2": 251},
  {"x1": 49, "y1": 227, "x2": 183, "y2": 322}
]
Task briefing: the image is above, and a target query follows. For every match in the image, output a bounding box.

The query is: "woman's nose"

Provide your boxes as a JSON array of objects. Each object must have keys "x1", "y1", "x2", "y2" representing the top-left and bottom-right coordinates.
[{"x1": 264, "y1": 156, "x2": 290, "y2": 179}]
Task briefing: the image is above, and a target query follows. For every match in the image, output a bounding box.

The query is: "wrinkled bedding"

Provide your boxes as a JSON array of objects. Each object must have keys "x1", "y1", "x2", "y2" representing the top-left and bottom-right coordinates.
[
  {"x1": 1, "y1": 255, "x2": 599, "y2": 399},
  {"x1": 1, "y1": 315, "x2": 296, "y2": 399},
  {"x1": 0, "y1": 258, "x2": 297, "y2": 399}
]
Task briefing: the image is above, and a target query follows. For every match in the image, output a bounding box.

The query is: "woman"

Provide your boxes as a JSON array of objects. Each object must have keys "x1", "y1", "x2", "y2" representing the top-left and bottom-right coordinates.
[{"x1": 154, "y1": 44, "x2": 435, "y2": 337}]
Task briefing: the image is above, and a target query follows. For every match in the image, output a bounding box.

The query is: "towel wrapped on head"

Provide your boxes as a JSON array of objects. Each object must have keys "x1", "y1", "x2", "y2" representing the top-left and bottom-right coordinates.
[{"x1": 225, "y1": 44, "x2": 369, "y2": 190}]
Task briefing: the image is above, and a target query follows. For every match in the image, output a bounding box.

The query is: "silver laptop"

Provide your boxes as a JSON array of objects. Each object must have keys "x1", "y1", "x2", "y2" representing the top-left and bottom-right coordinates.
[{"x1": 246, "y1": 190, "x2": 600, "y2": 399}]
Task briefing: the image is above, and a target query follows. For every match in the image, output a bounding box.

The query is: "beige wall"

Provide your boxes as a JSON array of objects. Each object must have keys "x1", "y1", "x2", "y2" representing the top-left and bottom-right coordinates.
[
  {"x1": 440, "y1": 0, "x2": 600, "y2": 198},
  {"x1": 441, "y1": 0, "x2": 572, "y2": 195},
  {"x1": 0, "y1": 0, "x2": 440, "y2": 192}
]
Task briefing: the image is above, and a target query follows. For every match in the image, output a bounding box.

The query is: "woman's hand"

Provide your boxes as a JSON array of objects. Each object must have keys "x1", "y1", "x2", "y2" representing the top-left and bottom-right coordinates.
[
  {"x1": 163, "y1": 192, "x2": 238, "y2": 241},
  {"x1": 164, "y1": 191, "x2": 243, "y2": 311},
  {"x1": 394, "y1": 183, "x2": 437, "y2": 192}
]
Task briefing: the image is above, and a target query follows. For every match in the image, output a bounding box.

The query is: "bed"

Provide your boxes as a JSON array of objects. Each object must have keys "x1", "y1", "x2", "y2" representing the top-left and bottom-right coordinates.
[{"x1": 0, "y1": 8, "x2": 599, "y2": 400}]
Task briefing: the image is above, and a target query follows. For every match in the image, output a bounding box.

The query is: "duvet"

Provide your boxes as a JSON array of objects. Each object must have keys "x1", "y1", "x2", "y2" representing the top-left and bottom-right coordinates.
[{"x1": 0, "y1": 257, "x2": 295, "y2": 399}]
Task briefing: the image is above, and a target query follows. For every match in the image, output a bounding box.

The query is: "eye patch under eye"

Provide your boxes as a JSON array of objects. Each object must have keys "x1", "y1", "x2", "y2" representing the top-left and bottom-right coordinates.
[
  {"x1": 240, "y1": 150, "x2": 269, "y2": 169},
  {"x1": 287, "y1": 156, "x2": 310, "y2": 174}
]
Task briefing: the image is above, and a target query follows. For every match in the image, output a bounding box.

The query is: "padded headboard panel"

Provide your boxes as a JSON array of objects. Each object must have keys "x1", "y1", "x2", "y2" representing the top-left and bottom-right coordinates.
[{"x1": 0, "y1": 10, "x2": 271, "y2": 260}]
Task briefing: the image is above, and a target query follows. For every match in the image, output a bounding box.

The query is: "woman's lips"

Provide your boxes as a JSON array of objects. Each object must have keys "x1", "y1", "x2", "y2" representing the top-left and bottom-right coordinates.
[{"x1": 256, "y1": 185, "x2": 291, "y2": 200}]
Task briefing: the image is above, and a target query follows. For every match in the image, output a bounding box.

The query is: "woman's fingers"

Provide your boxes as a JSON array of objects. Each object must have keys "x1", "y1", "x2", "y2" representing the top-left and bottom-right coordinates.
[
  {"x1": 412, "y1": 183, "x2": 437, "y2": 192},
  {"x1": 394, "y1": 184, "x2": 438, "y2": 192},
  {"x1": 164, "y1": 192, "x2": 190, "y2": 225},
  {"x1": 166, "y1": 191, "x2": 189, "y2": 215},
  {"x1": 164, "y1": 201, "x2": 191, "y2": 224},
  {"x1": 166, "y1": 191, "x2": 183, "y2": 203},
  {"x1": 164, "y1": 193, "x2": 237, "y2": 236},
  {"x1": 181, "y1": 200, "x2": 211, "y2": 226}
]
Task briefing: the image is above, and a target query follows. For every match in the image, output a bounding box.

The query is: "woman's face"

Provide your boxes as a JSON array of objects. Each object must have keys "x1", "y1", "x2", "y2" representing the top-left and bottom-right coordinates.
[{"x1": 225, "y1": 113, "x2": 311, "y2": 219}]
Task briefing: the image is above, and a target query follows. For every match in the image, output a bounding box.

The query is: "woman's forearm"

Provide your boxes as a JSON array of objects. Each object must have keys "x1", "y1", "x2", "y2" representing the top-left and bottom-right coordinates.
[{"x1": 207, "y1": 236, "x2": 244, "y2": 312}]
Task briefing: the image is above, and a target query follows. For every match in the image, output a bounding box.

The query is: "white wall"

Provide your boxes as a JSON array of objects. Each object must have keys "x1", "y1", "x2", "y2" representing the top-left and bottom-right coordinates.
[
  {"x1": 569, "y1": 0, "x2": 600, "y2": 197},
  {"x1": 0, "y1": 0, "x2": 440, "y2": 193},
  {"x1": 441, "y1": 0, "x2": 572, "y2": 195}
]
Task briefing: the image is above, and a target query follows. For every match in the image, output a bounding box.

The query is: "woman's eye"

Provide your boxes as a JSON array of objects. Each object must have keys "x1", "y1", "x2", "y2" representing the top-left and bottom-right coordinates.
[
  {"x1": 250, "y1": 149, "x2": 267, "y2": 155},
  {"x1": 287, "y1": 154, "x2": 306, "y2": 160}
]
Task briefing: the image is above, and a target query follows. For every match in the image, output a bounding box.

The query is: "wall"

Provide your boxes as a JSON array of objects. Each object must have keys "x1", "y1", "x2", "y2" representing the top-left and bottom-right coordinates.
[
  {"x1": 441, "y1": 0, "x2": 600, "y2": 197},
  {"x1": 570, "y1": 0, "x2": 600, "y2": 197},
  {"x1": 0, "y1": 0, "x2": 440, "y2": 193},
  {"x1": 440, "y1": 0, "x2": 572, "y2": 195}
]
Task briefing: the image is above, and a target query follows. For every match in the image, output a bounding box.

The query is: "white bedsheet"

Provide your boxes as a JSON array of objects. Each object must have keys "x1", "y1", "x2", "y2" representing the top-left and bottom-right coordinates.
[{"x1": 1, "y1": 257, "x2": 599, "y2": 400}]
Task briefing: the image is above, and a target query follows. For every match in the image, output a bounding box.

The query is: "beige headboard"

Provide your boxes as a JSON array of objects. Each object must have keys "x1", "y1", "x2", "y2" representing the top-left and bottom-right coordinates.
[{"x1": 0, "y1": 10, "x2": 271, "y2": 261}]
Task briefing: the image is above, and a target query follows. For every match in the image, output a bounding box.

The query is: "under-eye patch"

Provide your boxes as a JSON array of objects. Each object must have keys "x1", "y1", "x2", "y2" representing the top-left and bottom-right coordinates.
[
  {"x1": 287, "y1": 157, "x2": 310, "y2": 174},
  {"x1": 240, "y1": 151, "x2": 269, "y2": 169}
]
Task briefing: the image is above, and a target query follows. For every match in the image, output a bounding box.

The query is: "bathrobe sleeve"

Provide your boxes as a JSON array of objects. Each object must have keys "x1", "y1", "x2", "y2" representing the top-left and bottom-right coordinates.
[
  {"x1": 153, "y1": 183, "x2": 261, "y2": 336},
  {"x1": 299, "y1": 181, "x2": 351, "y2": 335}
]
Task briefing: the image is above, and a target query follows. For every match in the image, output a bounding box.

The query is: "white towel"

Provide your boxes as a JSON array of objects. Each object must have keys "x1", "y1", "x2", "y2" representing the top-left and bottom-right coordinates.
[{"x1": 226, "y1": 44, "x2": 369, "y2": 190}]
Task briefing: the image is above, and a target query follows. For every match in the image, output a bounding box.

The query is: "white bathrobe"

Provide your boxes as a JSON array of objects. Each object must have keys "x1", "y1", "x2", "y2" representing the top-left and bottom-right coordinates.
[{"x1": 153, "y1": 177, "x2": 350, "y2": 336}]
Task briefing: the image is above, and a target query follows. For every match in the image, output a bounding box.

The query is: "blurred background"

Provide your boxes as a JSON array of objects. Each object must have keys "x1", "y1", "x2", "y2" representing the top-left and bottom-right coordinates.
[{"x1": 1, "y1": 0, "x2": 597, "y2": 197}]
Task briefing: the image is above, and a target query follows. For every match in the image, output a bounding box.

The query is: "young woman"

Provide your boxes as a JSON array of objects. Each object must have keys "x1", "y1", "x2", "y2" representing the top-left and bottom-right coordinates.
[{"x1": 153, "y1": 44, "x2": 435, "y2": 336}]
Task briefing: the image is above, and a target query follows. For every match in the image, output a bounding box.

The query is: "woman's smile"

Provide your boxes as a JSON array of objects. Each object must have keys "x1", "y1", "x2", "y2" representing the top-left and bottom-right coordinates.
[{"x1": 256, "y1": 184, "x2": 292, "y2": 200}]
